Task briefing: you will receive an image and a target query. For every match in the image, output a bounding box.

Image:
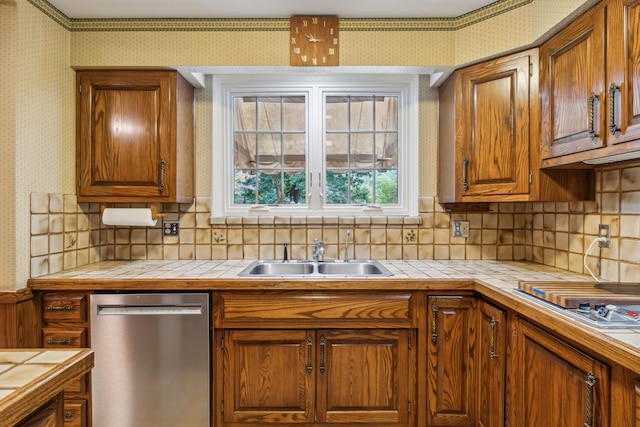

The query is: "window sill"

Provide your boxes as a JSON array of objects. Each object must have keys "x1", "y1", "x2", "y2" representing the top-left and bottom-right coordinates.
[{"x1": 209, "y1": 215, "x2": 422, "y2": 227}]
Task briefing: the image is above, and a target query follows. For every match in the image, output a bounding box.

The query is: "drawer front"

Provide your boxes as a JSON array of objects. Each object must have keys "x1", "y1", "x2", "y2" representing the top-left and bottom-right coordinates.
[
  {"x1": 64, "y1": 374, "x2": 88, "y2": 395},
  {"x1": 43, "y1": 293, "x2": 87, "y2": 322},
  {"x1": 42, "y1": 328, "x2": 87, "y2": 348},
  {"x1": 64, "y1": 399, "x2": 87, "y2": 427},
  {"x1": 217, "y1": 292, "x2": 414, "y2": 321}
]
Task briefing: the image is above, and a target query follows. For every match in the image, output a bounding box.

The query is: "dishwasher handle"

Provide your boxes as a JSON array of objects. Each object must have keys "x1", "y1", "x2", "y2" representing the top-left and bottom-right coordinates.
[{"x1": 97, "y1": 304, "x2": 204, "y2": 316}]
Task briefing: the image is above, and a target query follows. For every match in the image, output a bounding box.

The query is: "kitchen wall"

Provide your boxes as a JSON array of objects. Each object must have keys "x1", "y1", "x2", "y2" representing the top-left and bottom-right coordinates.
[
  {"x1": 29, "y1": 163, "x2": 640, "y2": 283},
  {"x1": 7, "y1": 0, "x2": 636, "y2": 291}
]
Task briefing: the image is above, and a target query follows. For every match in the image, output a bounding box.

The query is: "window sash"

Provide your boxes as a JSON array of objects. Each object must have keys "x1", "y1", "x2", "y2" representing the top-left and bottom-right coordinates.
[{"x1": 212, "y1": 74, "x2": 418, "y2": 217}]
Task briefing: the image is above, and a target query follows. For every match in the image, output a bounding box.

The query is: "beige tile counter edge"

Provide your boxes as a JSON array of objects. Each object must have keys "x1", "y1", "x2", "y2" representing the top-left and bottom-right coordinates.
[{"x1": 0, "y1": 349, "x2": 94, "y2": 427}]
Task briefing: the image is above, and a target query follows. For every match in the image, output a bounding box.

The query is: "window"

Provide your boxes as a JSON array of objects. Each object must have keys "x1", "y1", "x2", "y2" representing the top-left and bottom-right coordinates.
[{"x1": 213, "y1": 74, "x2": 418, "y2": 217}]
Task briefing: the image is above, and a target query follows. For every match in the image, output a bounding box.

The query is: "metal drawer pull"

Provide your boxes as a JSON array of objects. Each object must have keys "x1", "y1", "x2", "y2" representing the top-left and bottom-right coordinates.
[
  {"x1": 584, "y1": 372, "x2": 596, "y2": 427},
  {"x1": 64, "y1": 412, "x2": 76, "y2": 419},
  {"x1": 489, "y1": 316, "x2": 498, "y2": 360},
  {"x1": 319, "y1": 336, "x2": 326, "y2": 373},
  {"x1": 45, "y1": 305, "x2": 74, "y2": 312},
  {"x1": 588, "y1": 93, "x2": 599, "y2": 141},
  {"x1": 608, "y1": 83, "x2": 620, "y2": 135},
  {"x1": 47, "y1": 338, "x2": 75, "y2": 346},
  {"x1": 431, "y1": 303, "x2": 438, "y2": 343},
  {"x1": 306, "y1": 336, "x2": 312, "y2": 374}
]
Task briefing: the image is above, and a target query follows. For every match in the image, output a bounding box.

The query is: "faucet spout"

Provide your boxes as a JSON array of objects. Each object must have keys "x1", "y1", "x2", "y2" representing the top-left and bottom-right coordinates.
[{"x1": 312, "y1": 238, "x2": 325, "y2": 261}]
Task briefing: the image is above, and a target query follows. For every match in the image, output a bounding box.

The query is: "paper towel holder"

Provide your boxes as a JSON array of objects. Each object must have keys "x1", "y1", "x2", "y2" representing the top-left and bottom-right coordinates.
[{"x1": 100, "y1": 203, "x2": 166, "y2": 220}]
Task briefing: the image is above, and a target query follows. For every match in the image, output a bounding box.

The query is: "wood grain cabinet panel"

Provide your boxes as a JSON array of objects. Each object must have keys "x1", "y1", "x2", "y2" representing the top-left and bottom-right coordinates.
[
  {"x1": 426, "y1": 296, "x2": 476, "y2": 426},
  {"x1": 540, "y1": 0, "x2": 640, "y2": 166},
  {"x1": 76, "y1": 70, "x2": 194, "y2": 203},
  {"x1": 509, "y1": 317, "x2": 610, "y2": 427},
  {"x1": 438, "y1": 48, "x2": 593, "y2": 204},
  {"x1": 476, "y1": 301, "x2": 506, "y2": 427},
  {"x1": 16, "y1": 396, "x2": 63, "y2": 427},
  {"x1": 39, "y1": 292, "x2": 92, "y2": 427}
]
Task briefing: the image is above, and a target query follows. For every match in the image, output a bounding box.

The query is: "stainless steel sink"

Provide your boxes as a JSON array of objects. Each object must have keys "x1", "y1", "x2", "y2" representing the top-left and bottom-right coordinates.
[
  {"x1": 238, "y1": 260, "x2": 393, "y2": 277},
  {"x1": 316, "y1": 261, "x2": 392, "y2": 276}
]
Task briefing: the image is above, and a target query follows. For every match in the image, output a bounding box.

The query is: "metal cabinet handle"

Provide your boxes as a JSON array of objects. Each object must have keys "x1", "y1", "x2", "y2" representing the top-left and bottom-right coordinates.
[
  {"x1": 319, "y1": 336, "x2": 326, "y2": 373},
  {"x1": 45, "y1": 305, "x2": 74, "y2": 312},
  {"x1": 588, "y1": 93, "x2": 599, "y2": 141},
  {"x1": 64, "y1": 411, "x2": 76, "y2": 419},
  {"x1": 584, "y1": 372, "x2": 596, "y2": 427},
  {"x1": 489, "y1": 316, "x2": 498, "y2": 360},
  {"x1": 306, "y1": 336, "x2": 313, "y2": 374},
  {"x1": 608, "y1": 83, "x2": 620, "y2": 135},
  {"x1": 431, "y1": 303, "x2": 438, "y2": 343},
  {"x1": 47, "y1": 338, "x2": 74, "y2": 346},
  {"x1": 159, "y1": 158, "x2": 166, "y2": 192},
  {"x1": 462, "y1": 157, "x2": 469, "y2": 191}
]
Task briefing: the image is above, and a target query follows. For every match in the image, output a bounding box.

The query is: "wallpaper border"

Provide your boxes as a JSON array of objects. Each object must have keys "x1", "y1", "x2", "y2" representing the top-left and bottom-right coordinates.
[{"x1": 28, "y1": 0, "x2": 532, "y2": 32}]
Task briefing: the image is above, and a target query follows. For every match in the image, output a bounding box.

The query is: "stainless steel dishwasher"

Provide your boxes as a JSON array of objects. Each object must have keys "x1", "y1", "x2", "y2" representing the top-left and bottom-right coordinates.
[{"x1": 90, "y1": 293, "x2": 210, "y2": 427}]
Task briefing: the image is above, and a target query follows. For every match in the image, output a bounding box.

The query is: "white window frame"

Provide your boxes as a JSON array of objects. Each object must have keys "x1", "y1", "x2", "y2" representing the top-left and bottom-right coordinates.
[{"x1": 212, "y1": 74, "x2": 418, "y2": 217}]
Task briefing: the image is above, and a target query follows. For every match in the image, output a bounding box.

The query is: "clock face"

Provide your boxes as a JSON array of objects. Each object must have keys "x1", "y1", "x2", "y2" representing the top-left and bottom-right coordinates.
[{"x1": 290, "y1": 16, "x2": 339, "y2": 66}]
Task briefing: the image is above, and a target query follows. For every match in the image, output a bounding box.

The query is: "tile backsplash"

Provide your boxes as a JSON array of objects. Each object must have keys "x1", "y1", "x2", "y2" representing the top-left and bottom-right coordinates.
[{"x1": 30, "y1": 164, "x2": 640, "y2": 282}]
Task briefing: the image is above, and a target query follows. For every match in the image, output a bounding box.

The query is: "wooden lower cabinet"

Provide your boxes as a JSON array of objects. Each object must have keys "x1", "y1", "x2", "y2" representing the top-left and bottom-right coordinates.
[
  {"x1": 39, "y1": 292, "x2": 91, "y2": 427},
  {"x1": 16, "y1": 395, "x2": 63, "y2": 427},
  {"x1": 220, "y1": 328, "x2": 415, "y2": 426},
  {"x1": 476, "y1": 301, "x2": 506, "y2": 427},
  {"x1": 509, "y1": 317, "x2": 610, "y2": 426},
  {"x1": 426, "y1": 296, "x2": 476, "y2": 426}
]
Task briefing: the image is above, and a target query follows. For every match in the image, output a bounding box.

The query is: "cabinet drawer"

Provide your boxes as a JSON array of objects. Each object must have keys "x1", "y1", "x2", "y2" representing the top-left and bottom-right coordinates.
[
  {"x1": 216, "y1": 292, "x2": 414, "y2": 324},
  {"x1": 43, "y1": 293, "x2": 87, "y2": 322},
  {"x1": 64, "y1": 374, "x2": 88, "y2": 395},
  {"x1": 64, "y1": 399, "x2": 87, "y2": 427},
  {"x1": 42, "y1": 328, "x2": 87, "y2": 348}
]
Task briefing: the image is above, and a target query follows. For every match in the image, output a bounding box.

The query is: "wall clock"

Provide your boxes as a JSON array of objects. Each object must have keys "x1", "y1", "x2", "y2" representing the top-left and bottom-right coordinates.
[{"x1": 290, "y1": 15, "x2": 339, "y2": 66}]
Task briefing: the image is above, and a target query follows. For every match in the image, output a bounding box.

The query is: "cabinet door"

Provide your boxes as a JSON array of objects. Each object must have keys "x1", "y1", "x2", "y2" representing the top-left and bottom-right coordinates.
[
  {"x1": 540, "y1": 5, "x2": 606, "y2": 159},
  {"x1": 222, "y1": 330, "x2": 315, "y2": 424},
  {"x1": 316, "y1": 329, "x2": 414, "y2": 425},
  {"x1": 511, "y1": 318, "x2": 610, "y2": 427},
  {"x1": 476, "y1": 301, "x2": 506, "y2": 427},
  {"x1": 77, "y1": 71, "x2": 172, "y2": 200},
  {"x1": 458, "y1": 51, "x2": 532, "y2": 198},
  {"x1": 608, "y1": 0, "x2": 640, "y2": 146},
  {"x1": 17, "y1": 396, "x2": 62, "y2": 427},
  {"x1": 426, "y1": 296, "x2": 476, "y2": 426}
]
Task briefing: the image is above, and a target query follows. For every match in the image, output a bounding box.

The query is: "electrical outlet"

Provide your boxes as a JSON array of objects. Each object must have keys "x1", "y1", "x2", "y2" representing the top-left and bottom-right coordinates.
[
  {"x1": 163, "y1": 220, "x2": 180, "y2": 236},
  {"x1": 452, "y1": 220, "x2": 470, "y2": 238},
  {"x1": 598, "y1": 224, "x2": 610, "y2": 248}
]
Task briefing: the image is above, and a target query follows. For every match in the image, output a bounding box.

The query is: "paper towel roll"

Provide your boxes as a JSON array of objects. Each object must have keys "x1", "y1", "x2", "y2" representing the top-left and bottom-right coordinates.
[{"x1": 102, "y1": 208, "x2": 158, "y2": 227}]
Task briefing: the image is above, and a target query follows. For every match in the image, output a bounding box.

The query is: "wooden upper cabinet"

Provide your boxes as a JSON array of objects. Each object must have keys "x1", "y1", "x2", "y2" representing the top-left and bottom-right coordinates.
[
  {"x1": 438, "y1": 48, "x2": 593, "y2": 204},
  {"x1": 76, "y1": 70, "x2": 194, "y2": 203},
  {"x1": 540, "y1": 0, "x2": 640, "y2": 166}
]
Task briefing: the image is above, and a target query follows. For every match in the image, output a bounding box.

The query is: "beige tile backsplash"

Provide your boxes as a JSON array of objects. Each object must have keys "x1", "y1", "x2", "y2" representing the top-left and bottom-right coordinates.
[{"x1": 30, "y1": 164, "x2": 640, "y2": 282}]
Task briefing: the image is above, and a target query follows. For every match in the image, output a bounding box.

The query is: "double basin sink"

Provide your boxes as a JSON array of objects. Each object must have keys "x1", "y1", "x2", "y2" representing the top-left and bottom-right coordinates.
[{"x1": 239, "y1": 259, "x2": 393, "y2": 277}]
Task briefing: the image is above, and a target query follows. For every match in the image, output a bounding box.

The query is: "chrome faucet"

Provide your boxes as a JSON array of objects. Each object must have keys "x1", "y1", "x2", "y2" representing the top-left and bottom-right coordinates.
[
  {"x1": 344, "y1": 230, "x2": 351, "y2": 262},
  {"x1": 312, "y1": 238, "x2": 325, "y2": 261}
]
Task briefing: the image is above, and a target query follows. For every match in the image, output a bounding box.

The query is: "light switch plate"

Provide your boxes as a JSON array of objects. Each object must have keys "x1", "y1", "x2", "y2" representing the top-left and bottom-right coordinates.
[{"x1": 452, "y1": 220, "x2": 470, "y2": 238}]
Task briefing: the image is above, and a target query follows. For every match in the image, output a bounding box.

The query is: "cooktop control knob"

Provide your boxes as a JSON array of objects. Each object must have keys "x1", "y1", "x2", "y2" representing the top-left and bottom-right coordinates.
[{"x1": 577, "y1": 302, "x2": 591, "y2": 312}]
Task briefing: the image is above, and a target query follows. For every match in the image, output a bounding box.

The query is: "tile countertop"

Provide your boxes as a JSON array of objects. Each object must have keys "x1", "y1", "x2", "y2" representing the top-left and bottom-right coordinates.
[
  {"x1": 0, "y1": 349, "x2": 94, "y2": 427},
  {"x1": 27, "y1": 259, "x2": 640, "y2": 373}
]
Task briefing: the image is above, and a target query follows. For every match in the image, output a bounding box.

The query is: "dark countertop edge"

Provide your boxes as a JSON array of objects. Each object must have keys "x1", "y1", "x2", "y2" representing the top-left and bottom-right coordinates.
[{"x1": 0, "y1": 349, "x2": 94, "y2": 427}]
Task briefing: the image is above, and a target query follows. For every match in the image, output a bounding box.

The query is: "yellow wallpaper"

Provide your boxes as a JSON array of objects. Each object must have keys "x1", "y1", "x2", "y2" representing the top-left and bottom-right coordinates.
[
  {"x1": 1, "y1": 0, "x2": 17, "y2": 291},
  {"x1": 8, "y1": 0, "x2": 74, "y2": 290}
]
